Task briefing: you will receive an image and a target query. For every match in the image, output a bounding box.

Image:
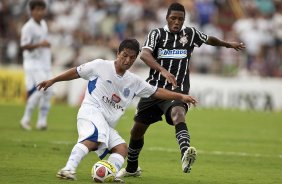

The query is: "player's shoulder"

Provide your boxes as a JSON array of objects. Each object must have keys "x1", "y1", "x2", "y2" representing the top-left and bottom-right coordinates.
[
  {"x1": 89, "y1": 59, "x2": 114, "y2": 70},
  {"x1": 78, "y1": 59, "x2": 113, "y2": 75},
  {"x1": 126, "y1": 71, "x2": 144, "y2": 83},
  {"x1": 189, "y1": 26, "x2": 204, "y2": 32},
  {"x1": 21, "y1": 19, "x2": 34, "y2": 31},
  {"x1": 149, "y1": 27, "x2": 163, "y2": 34},
  {"x1": 89, "y1": 58, "x2": 111, "y2": 64},
  {"x1": 183, "y1": 26, "x2": 196, "y2": 33}
]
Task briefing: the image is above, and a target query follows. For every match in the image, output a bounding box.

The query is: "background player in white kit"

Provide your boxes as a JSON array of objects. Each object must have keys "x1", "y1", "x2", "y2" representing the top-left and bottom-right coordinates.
[
  {"x1": 20, "y1": 0, "x2": 52, "y2": 130},
  {"x1": 37, "y1": 39, "x2": 197, "y2": 182}
]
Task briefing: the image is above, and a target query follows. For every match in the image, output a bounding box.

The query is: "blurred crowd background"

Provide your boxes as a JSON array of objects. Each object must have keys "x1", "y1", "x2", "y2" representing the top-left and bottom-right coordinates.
[{"x1": 1, "y1": 0, "x2": 282, "y2": 78}]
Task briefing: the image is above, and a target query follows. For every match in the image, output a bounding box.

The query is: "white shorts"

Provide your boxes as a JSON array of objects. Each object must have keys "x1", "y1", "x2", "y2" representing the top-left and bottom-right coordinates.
[
  {"x1": 24, "y1": 69, "x2": 52, "y2": 92},
  {"x1": 77, "y1": 109, "x2": 125, "y2": 159}
]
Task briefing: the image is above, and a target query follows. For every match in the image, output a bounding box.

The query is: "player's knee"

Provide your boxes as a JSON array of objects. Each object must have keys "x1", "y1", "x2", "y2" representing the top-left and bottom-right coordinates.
[
  {"x1": 170, "y1": 107, "x2": 186, "y2": 123},
  {"x1": 111, "y1": 143, "x2": 128, "y2": 158},
  {"x1": 130, "y1": 124, "x2": 147, "y2": 139},
  {"x1": 81, "y1": 140, "x2": 98, "y2": 151},
  {"x1": 130, "y1": 128, "x2": 142, "y2": 139}
]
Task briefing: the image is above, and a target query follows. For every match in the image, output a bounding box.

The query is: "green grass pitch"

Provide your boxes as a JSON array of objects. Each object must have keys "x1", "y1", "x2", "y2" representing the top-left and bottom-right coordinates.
[{"x1": 0, "y1": 104, "x2": 281, "y2": 184}]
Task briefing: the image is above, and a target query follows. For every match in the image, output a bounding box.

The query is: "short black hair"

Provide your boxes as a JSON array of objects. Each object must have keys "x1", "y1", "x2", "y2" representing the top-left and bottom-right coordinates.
[
  {"x1": 118, "y1": 39, "x2": 140, "y2": 56},
  {"x1": 29, "y1": 0, "x2": 46, "y2": 10},
  {"x1": 166, "y1": 2, "x2": 185, "y2": 18}
]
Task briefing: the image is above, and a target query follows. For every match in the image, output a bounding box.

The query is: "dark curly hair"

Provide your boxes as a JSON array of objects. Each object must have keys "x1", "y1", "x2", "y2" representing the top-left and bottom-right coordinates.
[{"x1": 166, "y1": 2, "x2": 185, "y2": 19}]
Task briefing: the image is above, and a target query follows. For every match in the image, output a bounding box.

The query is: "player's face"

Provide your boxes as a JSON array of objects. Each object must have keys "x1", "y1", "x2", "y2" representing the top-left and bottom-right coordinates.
[
  {"x1": 167, "y1": 10, "x2": 185, "y2": 33},
  {"x1": 31, "y1": 6, "x2": 46, "y2": 22},
  {"x1": 117, "y1": 48, "x2": 138, "y2": 71}
]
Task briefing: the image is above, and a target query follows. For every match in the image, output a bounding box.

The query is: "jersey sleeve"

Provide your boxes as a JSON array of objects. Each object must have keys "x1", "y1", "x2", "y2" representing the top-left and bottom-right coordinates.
[
  {"x1": 142, "y1": 29, "x2": 160, "y2": 51},
  {"x1": 191, "y1": 27, "x2": 209, "y2": 47},
  {"x1": 21, "y1": 25, "x2": 33, "y2": 47},
  {"x1": 134, "y1": 76, "x2": 158, "y2": 98},
  {"x1": 76, "y1": 59, "x2": 102, "y2": 80}
]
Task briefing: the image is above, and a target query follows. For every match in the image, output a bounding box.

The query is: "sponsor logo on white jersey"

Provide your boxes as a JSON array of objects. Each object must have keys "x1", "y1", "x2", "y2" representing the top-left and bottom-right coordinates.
[
  {"x1": 102, "y1": 95, "x2": 124, "y2": 111},
  {"x1": 158, "y1": 49, "x2": 187, "y2": 59}
]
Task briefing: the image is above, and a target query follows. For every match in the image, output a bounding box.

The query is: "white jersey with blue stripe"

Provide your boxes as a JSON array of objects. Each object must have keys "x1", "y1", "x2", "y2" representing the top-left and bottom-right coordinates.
[{"x1": 76, "y1": 59, "x2": 157, "y2": 128}]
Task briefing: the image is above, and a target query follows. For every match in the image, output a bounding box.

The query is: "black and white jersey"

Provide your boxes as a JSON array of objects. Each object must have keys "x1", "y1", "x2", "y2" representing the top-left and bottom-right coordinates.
[{"x1": 143, "y1": 25, "x2": 208, "y2": 94}]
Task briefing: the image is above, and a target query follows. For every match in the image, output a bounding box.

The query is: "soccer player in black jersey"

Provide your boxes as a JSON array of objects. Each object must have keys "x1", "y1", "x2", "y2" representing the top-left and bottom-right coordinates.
[{"x1": 117, "y1": 2, "x2": 245, "y2": 177}]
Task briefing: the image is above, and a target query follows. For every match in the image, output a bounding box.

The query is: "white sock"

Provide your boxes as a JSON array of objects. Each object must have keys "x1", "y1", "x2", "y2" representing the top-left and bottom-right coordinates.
[
  {"x1": 108, "y1": 153, "x2": 125, "y2": 172},
  {"x1": 64, "y1": 143, "x2": 89, "y2": 171},
  {"x1": 21, "y1": 91, "x2": 41, "y2": 123},
  {"x1": 37, "y1": 92, "x2": 52, "y2": 127}
]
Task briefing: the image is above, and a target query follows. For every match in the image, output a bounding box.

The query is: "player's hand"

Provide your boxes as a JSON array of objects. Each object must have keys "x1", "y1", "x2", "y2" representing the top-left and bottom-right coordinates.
[
  {"x1": 37, "y1": 80, "x2": 54, "y2": 91},
  {"x1": 160, "y1": 69, "x2": 177, "y2": 87},
  {"x1": 182, "y1": 95, "x2": 197, "y2": 106},
  {"x1": 227, "y1": 42, "x2": 245, "y2": 51},
  {"x1": 39, "y1": 40, "x2": 51, "y2": 47}
]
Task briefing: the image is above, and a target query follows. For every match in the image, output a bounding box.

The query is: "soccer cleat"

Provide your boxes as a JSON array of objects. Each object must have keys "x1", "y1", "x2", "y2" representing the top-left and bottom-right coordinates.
[
  {"x1": 36, "y1": 124, "x2": 47, "y2": 130},
  {"x1": 56, "y1": 169, "x2": 76, "y2": 180},
  {"x1": 182, "y1": 146, "x2": 197, "y2": 173},
  {"x1": 116, "y1": 167, "x2": 141, "y2": 178},
  {"x1": 20, "y1": 119, "x2": 31, "y2": 131}
]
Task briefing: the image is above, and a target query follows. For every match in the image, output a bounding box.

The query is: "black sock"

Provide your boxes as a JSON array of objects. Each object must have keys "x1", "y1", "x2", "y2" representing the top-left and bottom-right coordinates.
[
  {"x1": 175, "y1": 122, "x2": 190, "y2": 158},
  {"x1": 126, "y1": 138, "x2": 144, "y2": 173}
]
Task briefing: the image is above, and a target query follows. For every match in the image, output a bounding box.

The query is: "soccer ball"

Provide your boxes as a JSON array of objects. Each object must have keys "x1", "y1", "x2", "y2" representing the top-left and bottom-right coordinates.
[{"x1": 91, "y1": 160, "x2": 116, "y2": 183}]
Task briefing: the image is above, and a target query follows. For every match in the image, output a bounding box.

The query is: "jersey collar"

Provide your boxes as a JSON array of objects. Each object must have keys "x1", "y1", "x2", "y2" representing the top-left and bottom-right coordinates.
[
  {"x1": 31, "y1": 18, "x2": 42, "y2": 26},
  {"x1": 113, "y1": 60, "x2": 128, "y2": 78},
  {"x1": 163, "y1": 25, "x2": 186, "y2": 33}
]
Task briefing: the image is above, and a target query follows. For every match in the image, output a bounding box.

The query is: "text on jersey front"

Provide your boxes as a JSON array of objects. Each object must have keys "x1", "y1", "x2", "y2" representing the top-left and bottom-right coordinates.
[{"x1": 158, "y1": 49, "x2": 187, "y2": 59}]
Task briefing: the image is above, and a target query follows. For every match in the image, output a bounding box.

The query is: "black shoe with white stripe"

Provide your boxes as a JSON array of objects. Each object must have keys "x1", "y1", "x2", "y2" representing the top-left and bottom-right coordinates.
[{"x1": 182, "y1": 147, "x2": 197, "y2": 173}]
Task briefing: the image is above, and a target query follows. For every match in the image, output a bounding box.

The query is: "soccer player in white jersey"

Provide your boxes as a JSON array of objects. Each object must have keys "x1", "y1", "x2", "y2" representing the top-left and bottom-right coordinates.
[
  {"x1": 20, "y1": 0, "x2": 52, "y2": 130},
  {"x1": 37, "y1": 39, "x2": 197, "y2": 182}
]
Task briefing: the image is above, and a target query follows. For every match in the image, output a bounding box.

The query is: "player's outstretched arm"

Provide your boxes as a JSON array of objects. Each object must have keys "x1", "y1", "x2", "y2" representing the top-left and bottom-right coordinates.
[
  {"x1": 153, "y1": 88, "x2": 197, "y2": 106},
  {"x1": 140, "y1": 48, "x2": 177, "y2": 87},
  {"x1": 206, "y1": 36, "x2": 246, "y2": 51},
  {"x1": 37, "y1": 67, "x2": 80, "y2": 91},
  {"x1": 21, "y1": 40, "x2": 51, "y2": 51}
]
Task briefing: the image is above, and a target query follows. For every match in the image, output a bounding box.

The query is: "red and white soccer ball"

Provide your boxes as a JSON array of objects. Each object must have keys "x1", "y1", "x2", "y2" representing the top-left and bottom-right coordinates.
[{"x1": 91, "y1": 160, "x2": 116, "y2": 183}]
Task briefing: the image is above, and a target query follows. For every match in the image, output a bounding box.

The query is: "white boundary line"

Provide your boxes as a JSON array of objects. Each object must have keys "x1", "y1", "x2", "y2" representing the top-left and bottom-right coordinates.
[
  {"x1": 13, "y1": 139, "x2": 282, "y2": 159},
  {"x1": 146, "y1": 147, "x2": 282, "y2": 159},
  {"x1": 51, "y1": 141, "x2": 282, "y2": 159}
]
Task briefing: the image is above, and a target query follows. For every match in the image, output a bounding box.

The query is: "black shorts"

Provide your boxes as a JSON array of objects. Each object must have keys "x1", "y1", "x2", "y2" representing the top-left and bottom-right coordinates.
[{"x1": 134, "y1": 96, "x2": 188, "y2": 126}]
